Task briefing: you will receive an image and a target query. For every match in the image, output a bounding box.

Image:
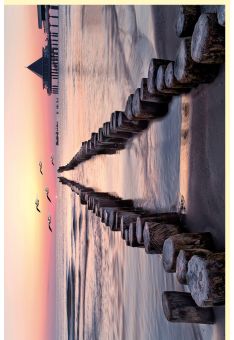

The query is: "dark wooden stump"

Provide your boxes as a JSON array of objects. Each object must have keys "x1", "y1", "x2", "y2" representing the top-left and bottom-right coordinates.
[
  {"x1": 147, "y1": 58, "x2": 173, "y2": 95},
  {"x1": 103, "y1": 207, "x2": 119, "y2": 226},
  {"x1": 117, "y1": 211, "x2": 141, "y2": 238},
  {"x1": 191, "y1": 13, "x2": 225, "y2": 64},
  {"x1": 156, "y1": 64, "x2": 186, "y2": 95},
  {"x1": 98, "y1": 127, "x2": 126, "y2": 147},
  {"x1": 125, "y1": 94, "x2": 135, "y2": 120},
  {"x1": 174, "y1": 38, "x2": 218, "y2": 84},
  {"x1": 132, "y1": 88, "x2": 168, "y2": 120},
  {"x1": 129, "y1": 222, "x2": 144, "y2": 247},
  {"x1": 136, "y1": 213, "x2": 181, "y2": 245},
  {"x1": 106, "y1": 122, "x2": 132, "y2": 140},
  {"x1": 162, "y1": 291, "x2": 214, "y2": 324},
  {"x1": 125, "y1": 229, "x2": 130, "y2": 246},
  {"x1": 79, "y1": 189, "x2": 94, "y2": 204},
  {"x1": 217, "y1": 5, "x2": 225, "y2": 27},
  {"x1": 117, "y1": 111, "x2": 148, "y2": 133},
  {"x1": 187, "y1": 252, "x2": 225, "y2": 307},
  {"x1": 87, "y1": 193, "x2": 113, "y2": 210},
  {"x1": 165, "y1": 62, "x2": 194, "y2": 90},
  {"x1": 143, "y1": 222, "x2": 181, "y2": 254},
  {"x1": 176, "y1": 249, "x2": 212, "y2": 285},
  {"x1": 140, "y1": 78, "x2": 171, "y2": 103},
  {"x1": 112, "y1": 111, "x2": 143, "y2": 135},
  {"x1": 113, "y1": 209, "x2": 138, "y2": 231},
  {"x1": 162, "y1": 232, "x2": 214, "y2": 273},
  {"x1": 176, "y1": 5, "x2": 200, "y2": 37},
  {"x1": 93, "y1": 197, "x2": 132, "y2": 214}
]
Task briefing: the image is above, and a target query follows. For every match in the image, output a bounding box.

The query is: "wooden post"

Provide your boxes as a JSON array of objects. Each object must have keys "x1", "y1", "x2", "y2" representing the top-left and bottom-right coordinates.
[
  {"x1": 162, "y1": 232, "x2": 214, "y2": 273},
  {"x1": 109, "y1": 208, "x2": 136, "y2": 231},
  {"x1": 136, "y1": 213, "x2": 181, "y2": 245},
  {"x1": 91, "y1": 197, "x2": 122, "y2": 212},
  {"x1": 106, "y1": 122, "x2": 132, "y2": 140},
  {"x1": 176, "y1": 249, "x2": 212, "y2": 284},
  {"x1": 120, "y1": 210, "x2": 144, "y2": 238},
  {"x1": 132, "y1": 88, "x2": 168, "y2": 120},
  {"x1": 191, "y1": 13, "x2": 225, "y2": 64},
  {"x1": 176, "y1": 5, "x2": 200, "y2": 37},
  {"x1": 143, "y1": 222, "x2": 181, "y2": 254},
  {"x1": 162, "y1": 291, "x2": 214, "y2": 324},
  {"x1": 156, "y1": 64, "x2": 187, "y2": 95},
  {"x1": 103, "y1": 207, "x2": 119, "y2": 226},
  {"x1": 217, "y1": 6, "x2": 225, "y2": 27},
  {"x1": 187, "y1": 252, "x2": 225, "y2": 307},
  {"x1": 115, "y1": 210, "x2": 140, "y2": 234},
  {"x1": 117, "y1": 111, "x2": 148, "y2": 133},
  {"x1": 140, "y1": 78, "x2": 171, "y2": 103},
  {"x1": 124, "y1": 94, "x2": 135, "y2": 120},
  {"x1": 125, "y1": 229, "x2": 130, "y2": 246},
  {"x1": 147, "y1": 58, "x2": 173, "y2": 95},
  {"x1": 129, "y1": 222, "x2": 144, "y2": 247},
  {"x1": 174, "y1": 38, "x2": 218, "y2": 84},
  {"x1": 165, "y1": 62, "x2": 194, "y2": 91}
]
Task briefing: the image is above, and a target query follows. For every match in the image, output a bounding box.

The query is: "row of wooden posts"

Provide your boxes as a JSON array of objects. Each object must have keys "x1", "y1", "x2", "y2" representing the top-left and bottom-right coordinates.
[
  {"x1": 58, "y1": 177, "x2": 225, "y2": 325},
  {"x1": 58, "y1": 6, "x2": 225, "y2": 173},
  {"x1": 49, "y1": 6, "x2": 59, "y2": 94}
]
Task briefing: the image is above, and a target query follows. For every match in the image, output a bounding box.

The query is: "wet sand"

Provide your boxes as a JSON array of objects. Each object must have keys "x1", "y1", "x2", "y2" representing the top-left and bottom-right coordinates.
[{"x1": 152, "y1": 6, "x2": 225, "y2": 338}]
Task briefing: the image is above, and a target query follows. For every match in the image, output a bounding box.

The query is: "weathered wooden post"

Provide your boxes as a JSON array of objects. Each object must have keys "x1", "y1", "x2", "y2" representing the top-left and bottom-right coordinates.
[
  {"x1": 105, "y1": 122, "x2": 132, "y2": 141},
  {"x1": 165, "y1": 61, "x2": 194, "y2": 90},
  {"x1": 96, "y1": 199, "x2": 133, "y2": 219},
  {"x1": 176, "y1": 5, "x2": 200, "y2": 37},
  {"x1": 162, "y1": 232, "x2": 213, "y2": 273},
  {"x1": 162, "y1": 291, "x2": 214, "y2": 324},
  {"x1": 79, "y1": 188, "x2": 94, "y2": 205},
  {"x1": 120, "y1": 210, "x2": 145, "y2": 239},
  {"x1": 217, "y1": 5, "x2": 225, "y2": 27},
  {"x1": 187, "y1": 252, "x2": 225, "y2": 307},
  {"x1": 109, "y1": 207, "x2": 137, "y2": 231},
  {"x1": 132, "y1": 88, "x2": 168, "y2": 120},
  {"x1": 117, "y1": 111, "x2": 148, "y2": 133},
  {"x1": 174, "y1": 38, "x2": 218, "y2": 84},
  {"x1": 124, "y1": 94, "x2": 135, "y2": 120},
  {"x1": 176, "y1": 249, "x2": 212, "y2": 284},
  {"x1": 191, "y1": 13, "x2": 225, "y2": 64},
  {"x1": 147, "y1": 58, "x2": 172, "y2": 95},
  {"x1": 156, "y1": 64, "x2": 188, "y2": 95},
  {"x1": 129, "y1": 222, "x2": 144, "y2": 247},
  {"x1": 125, "y1": 229, "x2": 130, "y2": 246},
  {"x1": 143, "y1": 222, "x2": 181, "y2": 254},
  {"x1": 136, "y1": 213, "x2": 181, "y2": 245},
  {"x1": 140, "y1": 78, "x2": 171, "y2": 103}
]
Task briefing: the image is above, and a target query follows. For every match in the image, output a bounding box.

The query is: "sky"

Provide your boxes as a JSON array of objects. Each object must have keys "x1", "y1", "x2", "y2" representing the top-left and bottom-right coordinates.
[{"x1": 5, "y1": 6, "x2": 57, "y2": 340}]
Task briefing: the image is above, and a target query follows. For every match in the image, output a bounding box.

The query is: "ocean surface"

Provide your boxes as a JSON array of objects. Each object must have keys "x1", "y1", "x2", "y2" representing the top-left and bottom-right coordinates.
[{"x1": 55, "y1": 5, "x2": 224, "y2": 340}]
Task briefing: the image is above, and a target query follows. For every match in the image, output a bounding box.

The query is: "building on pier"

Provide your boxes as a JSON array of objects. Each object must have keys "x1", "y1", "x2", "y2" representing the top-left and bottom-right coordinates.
[
  {"x1": 27, "y1": 45, "x2": 53, "y2": 95},
  {"x1": 37, "y1": 5, "x2": 59, "y2": 33},
  {"x1": 27, "y1": 5, "x2": 59, "y2": 96}
]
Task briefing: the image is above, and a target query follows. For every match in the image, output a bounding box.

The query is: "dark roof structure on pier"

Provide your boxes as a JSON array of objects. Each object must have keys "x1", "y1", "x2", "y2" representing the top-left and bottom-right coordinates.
[
  {"x1": 27, "y1": 45, "x2": 52, "y2": 96},
  {"x1": 27, "y1": 57, "x2": 43, "y2": 78}
]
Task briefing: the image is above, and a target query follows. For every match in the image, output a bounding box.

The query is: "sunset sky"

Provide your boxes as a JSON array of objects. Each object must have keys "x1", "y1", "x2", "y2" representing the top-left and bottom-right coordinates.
[{"x1": 5, "y1": 6, "x2": 57, "y2": 339}]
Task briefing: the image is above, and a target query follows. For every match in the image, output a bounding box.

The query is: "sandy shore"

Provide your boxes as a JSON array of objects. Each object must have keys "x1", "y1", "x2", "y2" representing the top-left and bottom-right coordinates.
[{"x1": 151, "y1": 5, "x2": 225, "y2": 338}]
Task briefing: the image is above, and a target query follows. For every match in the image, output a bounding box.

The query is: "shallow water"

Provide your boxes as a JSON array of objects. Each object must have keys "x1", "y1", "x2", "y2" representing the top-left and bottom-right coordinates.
[{"x1": 55, "y1": 5, "x2": 221, "y2": 340}]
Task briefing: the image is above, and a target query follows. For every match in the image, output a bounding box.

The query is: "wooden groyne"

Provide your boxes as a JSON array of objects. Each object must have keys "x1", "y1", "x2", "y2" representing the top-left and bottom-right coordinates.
[
  {"x1": 57, "y1": 5, "x2": 225, "y2": 173},
  {"x1": 58, "y1": 174, "x2": 225, "y2": 324},
  {"x1": 58, "y1": 4, "x2": 225, "y2": 326}
]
